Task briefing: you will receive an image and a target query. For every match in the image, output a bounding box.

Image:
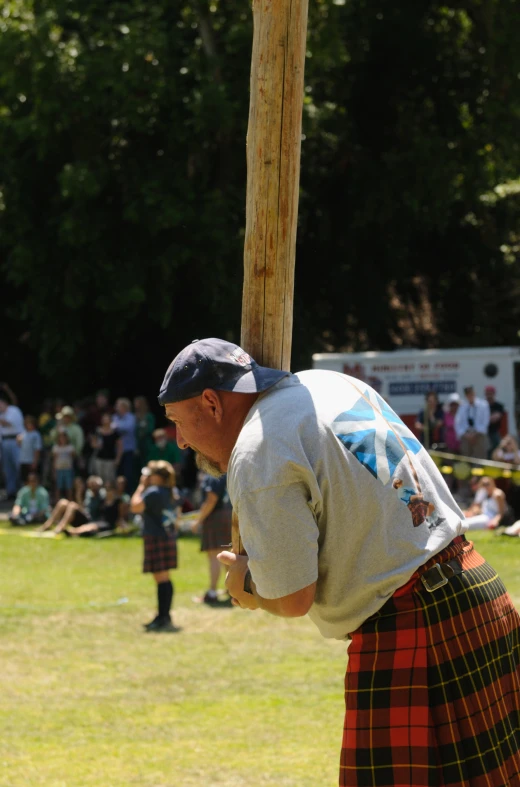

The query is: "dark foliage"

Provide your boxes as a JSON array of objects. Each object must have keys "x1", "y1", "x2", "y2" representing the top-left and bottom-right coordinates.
[{"x1": 1, "y1": 0, "x2": 519, "y2": 408}]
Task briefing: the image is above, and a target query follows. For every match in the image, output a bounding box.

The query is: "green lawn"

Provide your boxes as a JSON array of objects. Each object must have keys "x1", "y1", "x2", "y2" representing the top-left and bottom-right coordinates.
[{"x1": 0, "y1": 528, "x2": 519, "y2": 787}]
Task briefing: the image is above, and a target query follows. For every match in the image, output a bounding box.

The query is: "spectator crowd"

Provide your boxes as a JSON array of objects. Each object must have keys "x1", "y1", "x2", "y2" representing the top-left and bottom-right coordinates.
[
  {"x1": 0, "y1": 383, "x2": 235, "y2": 615},
  {"x1": 414, "y1": 383, "x2": 513, "y2": 461},
  {"x1": 0, "y1": 385, "x2": 191, "y2": 504}
]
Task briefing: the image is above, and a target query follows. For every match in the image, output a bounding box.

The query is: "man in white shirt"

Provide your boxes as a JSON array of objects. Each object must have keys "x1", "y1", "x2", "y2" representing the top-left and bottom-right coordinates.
[
  {"x1": 454, "y1": 384, "x2": 490, "y2": 459},
  {"x1": 157, "y1": 339, "x2": 520, "y2": 787},
  {"x1": 0, "y1": 396, "x2": 24, "y2": 498}
]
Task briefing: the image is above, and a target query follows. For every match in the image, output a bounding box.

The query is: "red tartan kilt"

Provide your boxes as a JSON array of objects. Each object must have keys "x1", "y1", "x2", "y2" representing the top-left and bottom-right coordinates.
[
  {"x1": 142, "y1": 531, "x2": 177, "y2": 573},
  {"x1": 201, "y1": 506, "x2": 232, "y2": 552},
  {"x1": 340, "y1": 536, "x2": 520, "y2": 787}
]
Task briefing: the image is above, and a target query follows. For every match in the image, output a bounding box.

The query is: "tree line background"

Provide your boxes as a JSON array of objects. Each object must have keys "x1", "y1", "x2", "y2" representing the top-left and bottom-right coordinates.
[{"x1": 1, "y1": 0, "x2": 520, "y2": 408}]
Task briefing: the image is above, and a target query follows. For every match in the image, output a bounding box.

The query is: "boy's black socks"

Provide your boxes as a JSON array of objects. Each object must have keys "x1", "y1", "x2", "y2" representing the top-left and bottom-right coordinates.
[{"x1": 157, "y1": 580, "x2": 173, "y2": 618}]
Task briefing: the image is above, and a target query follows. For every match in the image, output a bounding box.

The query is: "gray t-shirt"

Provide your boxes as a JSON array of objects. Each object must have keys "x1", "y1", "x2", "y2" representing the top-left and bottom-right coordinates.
[{"x1": 227, "y1": 370, "x2": 465, "y2": 640}]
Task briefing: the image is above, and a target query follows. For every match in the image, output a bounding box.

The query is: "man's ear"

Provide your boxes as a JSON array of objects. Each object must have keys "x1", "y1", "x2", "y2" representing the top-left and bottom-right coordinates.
[{"x1": 201, "y1": 389, "x2": 223, "y2": 421}]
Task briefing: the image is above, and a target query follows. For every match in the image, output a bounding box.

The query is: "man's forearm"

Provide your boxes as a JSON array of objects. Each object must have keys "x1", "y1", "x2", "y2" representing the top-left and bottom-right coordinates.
[{"x1": 241, "y1": 570, "x2": 315, "y2": 618}]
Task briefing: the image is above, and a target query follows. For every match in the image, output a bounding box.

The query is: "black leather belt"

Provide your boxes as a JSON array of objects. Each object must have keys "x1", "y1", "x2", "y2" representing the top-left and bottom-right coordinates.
[
  {"x1": 420, "y1": 559, "x2": 463, "y2": 593},
  {"x1": 2, "y1": 435, "x2": 18, "y2": 440}
]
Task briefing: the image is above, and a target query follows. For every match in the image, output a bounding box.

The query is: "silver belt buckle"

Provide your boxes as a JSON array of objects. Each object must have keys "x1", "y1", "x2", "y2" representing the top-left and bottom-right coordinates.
[{"x1": 421, "y1": 563, "x2": 449, "y2": 593}]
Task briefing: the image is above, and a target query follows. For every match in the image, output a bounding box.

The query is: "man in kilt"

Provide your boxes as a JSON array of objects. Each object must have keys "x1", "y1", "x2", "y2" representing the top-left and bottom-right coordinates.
[
  {"x1": 192, "y1": 473, "x2": 232, "y2": 605},
  {"x1": 158, "y1": 338, "x2": 520, "y2": 786},
  {"x1": 130, "y1": 460, "x2": 179, "y2": 632}
]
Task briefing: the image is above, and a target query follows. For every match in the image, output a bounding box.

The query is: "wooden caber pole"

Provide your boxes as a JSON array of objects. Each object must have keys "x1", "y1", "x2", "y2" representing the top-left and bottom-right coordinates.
[
  {"x1": 241, "y1": 0, "x2": 309, "y2": 369},
  {"x1": 232, "y1": 0, "x2": 309, "y2": 553}
]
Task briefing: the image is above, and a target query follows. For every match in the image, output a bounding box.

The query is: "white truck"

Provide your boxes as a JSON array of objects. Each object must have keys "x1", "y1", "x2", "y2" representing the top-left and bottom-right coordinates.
[{"x1": 312, "y1": 347, "x2": 520, "y2": 436}]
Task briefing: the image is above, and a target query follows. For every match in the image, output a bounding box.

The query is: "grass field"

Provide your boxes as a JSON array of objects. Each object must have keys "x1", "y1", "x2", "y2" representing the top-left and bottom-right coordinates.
[{"x1": 1, "y1": 528, "x2": 519, "y2": 787}]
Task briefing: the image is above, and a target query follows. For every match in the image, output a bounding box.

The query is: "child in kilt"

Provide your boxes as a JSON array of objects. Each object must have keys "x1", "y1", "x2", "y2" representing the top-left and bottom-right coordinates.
[
  {"x1": 131, "y1": 460, "x2": 180, "y2": 632},
  {"x1": 192, "y1": 474, "x2": 232, "y2": 605}
]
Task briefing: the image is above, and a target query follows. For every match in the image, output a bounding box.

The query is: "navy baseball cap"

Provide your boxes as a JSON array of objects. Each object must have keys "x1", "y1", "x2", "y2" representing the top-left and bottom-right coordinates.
[{"x1": 158, "y1": 338, "x2": 290, "y2": 405}]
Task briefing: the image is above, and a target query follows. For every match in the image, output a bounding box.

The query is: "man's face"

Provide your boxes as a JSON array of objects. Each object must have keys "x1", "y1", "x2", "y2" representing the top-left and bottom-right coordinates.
[
  {"x1": 485, "y1": 390, "x2": 495, "y2": 403},
  {"x1": 465, "y1": 390, "x2": 475, "y2": 404},
  {"x1": 0, "y1": 400, "x2": 7, "y2": 414},
  {"x1": 165, "y1": 396, "x2": 225, "y2": 477}
]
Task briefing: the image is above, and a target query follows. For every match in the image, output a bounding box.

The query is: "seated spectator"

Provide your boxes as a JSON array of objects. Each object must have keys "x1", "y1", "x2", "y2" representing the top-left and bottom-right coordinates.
[
  {"x1": 499, "y1": 519, "x2": 520, "y2": 537},
  {"x1": 415, "y1": 391, "x2": 444, "y2": 448},
  {"x1": 9, "y1": 472, "x2": 50, "y2": 525},
  {"x1": 40, "y1": 475, "x2": 105, "y2": 533},
  {"x1": 73, "y1": 475, "x2": 86, "y2": 505},
  {"x1": 463, "y1": 476, "x2": 507, "y2": 530},
  {"x1": 491, "y1": 435, "x2": 520, "y2": 465},
  {"x1": 52, "y1": 430, "x2": 76, "y2": 500},
  {"x1": 443, "y1": 393, "x2": 461, "y2": 454},
  {"x1": 115, "y1": 476, "x2": 131, "y2": 526},
  {"x1": 17, "y1": 415, "x2": 43, "y2": 482},
  {"x1": 64, "y1": 480, "x2": 126, "y2": 537},
  {"x1": 91, "y1": 413, "x2": 123, "y2": 484}
]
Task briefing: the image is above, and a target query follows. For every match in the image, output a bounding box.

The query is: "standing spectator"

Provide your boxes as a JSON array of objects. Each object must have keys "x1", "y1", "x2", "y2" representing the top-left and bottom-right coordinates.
[
  {"x1": 147, "y1": 428, "x2": 182, "y2": 467},
  {"x1": 130, "y1": 460, "x2": 180, "y2": 632},
  {"x1": 17, "y1": 415, "x2": 43, "y2": 482},
  {"x1": 52, "y1": 431, "x2": 76, "y2": 500},
  {"x1": 112, "y1": 398, "x2": 137, "y2": 490},
  {"x1": 81, "y1": 389, "x2": 112, "y2": 440},
  {"x1": 192, "y1": 474, "x2": 232, "y2": 605},
  {"x1": 0, "y1": 382, "x2": 18, "y2": 405},
  {"x1": 485, "y1": 385, "x2": 505, "y2": 456},
  {"x1": 134, "y1": 396, "x2": 155, "y2": 465},
  {"x1": 443, "y1": 393, "x2": 461, "y2": 454},
  {"x1": 94, "y1": 389, "x2": 111, "y2": 422},
  {"x1": 9, "y1": 472, "x2": 50, "y2": 525},
  {"x1": 91, "y1": 413, "x2": 122, "y2": 484},
  {"x1": 414, "y1": 391, "x2": 444, "y2": 448},
  {"x1": 38, "y1": 400, "x2": 56, "y2": 487},
  {"x1": 0, "y1": 393, "x2": 24, "y2": 499},
  {"x1": 455, "y1": 385, "x2": 490, "y2": 459},
  {"x1": 52, "y1": 406, "x2": 85, "y2": 457}
]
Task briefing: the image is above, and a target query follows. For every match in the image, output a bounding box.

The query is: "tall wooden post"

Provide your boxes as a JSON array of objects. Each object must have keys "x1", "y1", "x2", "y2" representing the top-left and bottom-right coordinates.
[{"x1": 233, "y1": 0, "x2": 309, "y2": 553}]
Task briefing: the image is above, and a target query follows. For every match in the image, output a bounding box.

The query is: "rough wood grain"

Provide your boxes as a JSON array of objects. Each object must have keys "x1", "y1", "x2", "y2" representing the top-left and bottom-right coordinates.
[{"x1": 233, "y1": 0, "x2": 308, "y2": 555}]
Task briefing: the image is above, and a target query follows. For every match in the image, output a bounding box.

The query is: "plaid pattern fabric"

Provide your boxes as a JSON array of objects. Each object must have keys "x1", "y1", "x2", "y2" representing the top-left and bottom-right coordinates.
[
  {"x1": 340, "y1": 536, "x2": 520, "y2": 786},
  {"x1": 201, "y1": 506, "x2": 232, "y2": 552},
  {"x1": 142, "y1": 532, "x2": 177, "y2": 573}
]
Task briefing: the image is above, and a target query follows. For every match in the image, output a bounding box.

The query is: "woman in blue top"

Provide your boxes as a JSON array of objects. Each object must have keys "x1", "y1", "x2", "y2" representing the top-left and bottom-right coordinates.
[{"x1": 131, "y1": 459, "x2": 180, "y2": 632}]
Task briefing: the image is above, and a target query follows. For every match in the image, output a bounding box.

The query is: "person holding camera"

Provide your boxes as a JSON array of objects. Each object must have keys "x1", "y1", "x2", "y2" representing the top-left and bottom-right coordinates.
[
  {"x1": 130, "y1": 460, "x2": 180, "y2": 632},
  {"x1": 455, "y1": 385, "x2": 490, "y2": 459}
]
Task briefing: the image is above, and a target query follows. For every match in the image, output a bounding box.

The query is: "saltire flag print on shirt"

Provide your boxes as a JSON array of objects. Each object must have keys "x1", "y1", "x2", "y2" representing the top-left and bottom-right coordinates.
[{"x1": 333, "y1": 386, "x2": 422, "y2": 486}]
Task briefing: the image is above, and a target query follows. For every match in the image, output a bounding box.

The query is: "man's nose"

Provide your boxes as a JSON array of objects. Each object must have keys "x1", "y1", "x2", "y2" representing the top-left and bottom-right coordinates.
[{"x1": 176, "y1": 426, "x2": 188, "y2": 450}]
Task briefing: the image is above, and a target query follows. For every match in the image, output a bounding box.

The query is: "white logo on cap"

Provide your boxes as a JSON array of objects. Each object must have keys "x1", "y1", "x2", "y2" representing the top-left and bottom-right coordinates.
[{"x1": 229, "y1": 347, "x2": 251, "y2": 367}]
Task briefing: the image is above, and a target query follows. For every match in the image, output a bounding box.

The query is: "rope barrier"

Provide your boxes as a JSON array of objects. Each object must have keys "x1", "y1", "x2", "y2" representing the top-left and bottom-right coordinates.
[{"x1": 429, "y1": 449, "x2": 520, "y2": 482}]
